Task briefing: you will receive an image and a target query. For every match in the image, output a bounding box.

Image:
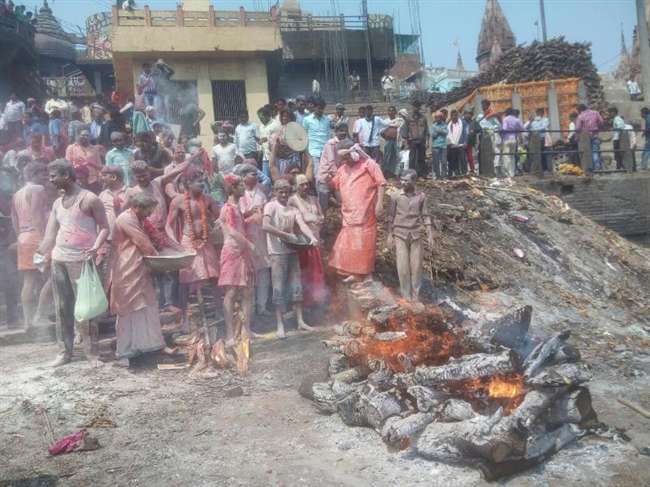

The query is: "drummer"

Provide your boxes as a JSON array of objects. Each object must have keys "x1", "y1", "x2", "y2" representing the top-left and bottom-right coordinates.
[{"x1": 269, "y1": 109, "x2": 313, "y2": 182}]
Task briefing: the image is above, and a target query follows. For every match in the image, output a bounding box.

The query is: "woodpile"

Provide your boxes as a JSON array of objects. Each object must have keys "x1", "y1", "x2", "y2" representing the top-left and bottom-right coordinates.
[
  {"x1": 300, "y1": 279, "x2": 599, "y2": 480},
  {"x1": 421, "y1": 38, "x2": 605, "y2": 110}
]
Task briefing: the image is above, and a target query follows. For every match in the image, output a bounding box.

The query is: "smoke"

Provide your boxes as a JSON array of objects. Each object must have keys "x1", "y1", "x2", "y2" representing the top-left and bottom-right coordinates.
[{"x1": 150, "y1": 60, "x2": 199, "y2": 127}]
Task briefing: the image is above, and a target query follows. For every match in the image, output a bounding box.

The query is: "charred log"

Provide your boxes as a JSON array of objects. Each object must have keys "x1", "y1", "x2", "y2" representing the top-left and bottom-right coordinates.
[
  {"x1": 382, "y1": 412, "x2": 435, "y2": 448},
  {"x1": 358, "y1": 390, "x2": 404, "y2": 430},
  {"x1": 328, "y1": 354, "x2": 349, "y2": 377},
  {"x1": 337, "y1": 388, "x2": 403, "y2": 429},
  {"x1": 526, "y1": 363, "x2": 592, "y2": 388},
  {"x1": 311, "y1": 383, "x2": 338, "y2": 414},
  {"x1": 437, "y1": 399, "x2": 477, "y2": 422},
  {"x1": 337, "y1": 390, "x2": 366, "y2": 427},
  {"x1": 523, "y1": 330, "x2": 571, "y2": 377},
  {"x1": 331, "y1": 380, "x2": 359, "y2": 400},
  {"x1": 367, "y1": 368, "x2": 394, "y2": 391},
  {"x1": 415, "y1": 351, "x2": 519, "y2": 386},
  {"x1": 467, "y1": 306, "x2": 533, "y2": 356},
  {"x1": 375, "y1": 331, "x2": 408, "y2": 342},
  {"x1": 389, "y1": 372, "x2": 417, "y2": 390},
  {"x1": 547, "y1": 387, "x2": 597, "y2": 427},
  {"x1": 331, "y1": 365, "x2": 369, "y2": 384},
  {"x1": 416, "y1": 409, "x2": 524, "y2": 465},
  {"x1": 407, "y1": 385, "x2": 448, "y2": 412},
  {"x1": 367, "y1": 305, "x2": 404, "y2": 328},
  {"x1": 550, "y1": 344, "x2": 581, "y2": 366},
  {"x1": 524, "y1": 423, "x2": 579, "y2": 460}
]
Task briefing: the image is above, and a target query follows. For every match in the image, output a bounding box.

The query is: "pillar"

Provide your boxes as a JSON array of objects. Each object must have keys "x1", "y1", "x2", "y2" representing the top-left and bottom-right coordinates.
[
  {"x1": 93, "y1": 71, "x2": 103, "y2": 97},
  {"x1": 578, "y1": 132, "x2": 592, "y2": 173},
  {"x1": 478, "y1": 132, "x2": 495, "y2": 177},
  {"x1": 620, "y1": 130, "x2": 634, "y2": 171},
  {"x1": 512, "y1": 90, "x2": 522, "y2": 115},
  {"x1": 197, "y1": 62, "x2": 213, "y2": 147},
  {"x1": 244, "y1": 58, "x2": 270, "y2": 123},
  {"x1": 547, "y1": 82, "x2": 561, "y2": 143},
  {"x1": 528, "y1": 132, "x2": 543, "y2": 176}
]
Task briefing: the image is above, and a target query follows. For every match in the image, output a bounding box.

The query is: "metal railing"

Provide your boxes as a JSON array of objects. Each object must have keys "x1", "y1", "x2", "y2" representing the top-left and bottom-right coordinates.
[
  {"x1": 476, "y1": 127, "x2": 647, "y2": 176},
  {"x1": 112, "y1": 6, "x2": 276, "y2": 28},
  {"x1": 279, "y1": 14, "x2": 391, "y2": 32}
]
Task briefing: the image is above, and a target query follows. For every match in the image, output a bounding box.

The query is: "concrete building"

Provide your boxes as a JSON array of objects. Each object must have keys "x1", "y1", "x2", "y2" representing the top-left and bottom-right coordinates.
[
  {"x1": 276, "y1": 0, "x2": 396, "y2": 101},
  {"x1": 476, "y1": 0, "x2": 516, "y2": 72},
  {"x1": 111, "y1": 0, "x2": 281, "y2": 146}
]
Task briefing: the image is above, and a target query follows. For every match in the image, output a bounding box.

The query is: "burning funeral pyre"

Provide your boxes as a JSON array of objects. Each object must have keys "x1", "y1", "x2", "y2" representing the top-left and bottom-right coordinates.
[{"x1": 301, "y1": 280, "x2": 598, "y2": 481}]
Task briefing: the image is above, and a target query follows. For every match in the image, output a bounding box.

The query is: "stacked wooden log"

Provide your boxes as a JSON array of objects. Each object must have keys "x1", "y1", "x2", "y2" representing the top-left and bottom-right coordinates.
[
  {"x1": 301, "y1": 279, "x2": 598, "y2": 481},
  {"x1": 421, "y1": 38, "x2": 605, "y2": 111}
]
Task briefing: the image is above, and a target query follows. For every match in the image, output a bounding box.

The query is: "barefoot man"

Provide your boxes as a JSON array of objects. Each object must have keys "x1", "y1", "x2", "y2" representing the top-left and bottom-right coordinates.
[
  {"x1": 218, "y1": 174, "x2": 256, "y2": 346},
  {"x1": 98, "y1": 165, "x2": 128, "y2": 287},
  {"x1": 328, "y1": 142, "x2": 386, "y2": 282},
  {"x1": 11, "y1": 162, "x2": 50, "y2": 328},
  {"x1": 125, "y1": 159, "x2": 189, "y2": 310},
  {"x1": 38, "y1": 160, "x2": 109, "y2": 367},
  {"x1": 110, "y1": 193, "x2": 176, "y2": 367},
  {"x1": 165, "y1": 170, "x2": 221, "y2": 331},
  {"x1": 263, "y1": 179, "x2": 318, "y2": 338}
]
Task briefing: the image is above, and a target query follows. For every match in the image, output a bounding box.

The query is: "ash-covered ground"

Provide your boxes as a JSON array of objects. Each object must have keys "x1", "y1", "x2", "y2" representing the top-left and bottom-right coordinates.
[{"x1": 2, "y1": 177, "x2": 650, "y2": 486}]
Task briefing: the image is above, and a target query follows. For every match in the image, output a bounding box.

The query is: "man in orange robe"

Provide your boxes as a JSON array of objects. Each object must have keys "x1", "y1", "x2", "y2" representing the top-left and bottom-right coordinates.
[{"x1": 328, "y1": 143, "x2": 386, "y2": 280}]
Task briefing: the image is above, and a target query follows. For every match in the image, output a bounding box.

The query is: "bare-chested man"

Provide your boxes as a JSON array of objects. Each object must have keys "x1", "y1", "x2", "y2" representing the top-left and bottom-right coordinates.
[
  {"x1": 11, "y1": 162, "x2": 50, "y2": 329},
  {"x1": 125, "y1": 159, "x2": 189, "y2": 309},
  {"x1": 165, "y1": 170, "x2": 220, "y2": 331},
  {"x1": 98, "y1": 165, "x2": 128, "y2": 286},
  {"x1": 38, "y1": 160, "x2": 109, "y2": 367}
]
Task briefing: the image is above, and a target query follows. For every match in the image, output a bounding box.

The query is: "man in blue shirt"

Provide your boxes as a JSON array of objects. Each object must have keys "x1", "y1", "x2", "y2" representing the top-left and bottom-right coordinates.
[
  {"x1": 234, "y1": 111, "x2": 260, "y2": 161},
  {"x1": 302, "y1": 97, "x2": 330, "y2": 176}
]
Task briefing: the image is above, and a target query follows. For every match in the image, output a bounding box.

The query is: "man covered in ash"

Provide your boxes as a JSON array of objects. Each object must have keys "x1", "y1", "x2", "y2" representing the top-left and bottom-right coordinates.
[
  {"x1": 263, "y1": 179, "x2": 318, "y2": 338},
  {"x1": 37, "y1": 160, "x2": 109, "y2": 367},
  {"x1": 386, "y1": 169, "x2": 434, "y2": 302}
]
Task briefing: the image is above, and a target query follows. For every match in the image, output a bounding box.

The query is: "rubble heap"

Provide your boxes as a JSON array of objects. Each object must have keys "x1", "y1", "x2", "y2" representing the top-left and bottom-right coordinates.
[
  {"x1": 369, "y1": 178, "x2": 650, "y2": 338},
  {"x1": 311, "y1": 177, "x2": 650, "y2": 480},
  {"x1": 424, "y1": 38, "x2": 605, "y2": 110},
  {"x1": 302, "y1": 284, "x2": 598, "y2": 480}
]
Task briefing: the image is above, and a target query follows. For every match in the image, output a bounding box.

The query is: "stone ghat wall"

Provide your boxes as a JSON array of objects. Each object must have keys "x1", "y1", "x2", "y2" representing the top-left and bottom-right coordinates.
[{"x1": 532, "y1": 173, "x2": 650, "y2": 238}]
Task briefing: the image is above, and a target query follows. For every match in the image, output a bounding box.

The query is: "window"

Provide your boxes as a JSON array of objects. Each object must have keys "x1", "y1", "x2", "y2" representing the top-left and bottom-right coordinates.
[{"x1": 212, "y1": 80, "x2": 247, "y2": 122}]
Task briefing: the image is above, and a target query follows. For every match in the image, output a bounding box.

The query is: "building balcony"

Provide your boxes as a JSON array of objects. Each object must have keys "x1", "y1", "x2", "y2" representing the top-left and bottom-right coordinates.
[{"x1": 111, "y1": 5, "x2": 281, "y2": 54}]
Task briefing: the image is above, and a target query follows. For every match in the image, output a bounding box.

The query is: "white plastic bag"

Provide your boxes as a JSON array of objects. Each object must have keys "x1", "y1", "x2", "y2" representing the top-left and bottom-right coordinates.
[{"x1": 74, "y1": 260, "x2": 108, "y2": 322}]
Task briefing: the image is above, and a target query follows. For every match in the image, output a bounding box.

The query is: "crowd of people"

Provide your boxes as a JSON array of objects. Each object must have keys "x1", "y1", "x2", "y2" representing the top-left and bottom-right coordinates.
[
  {"x1": 1, "y1": 84, "x2": 648, "y2": 369},
  {"x1": 0, "y1": 0, "x2": 37, "y2": 25}
]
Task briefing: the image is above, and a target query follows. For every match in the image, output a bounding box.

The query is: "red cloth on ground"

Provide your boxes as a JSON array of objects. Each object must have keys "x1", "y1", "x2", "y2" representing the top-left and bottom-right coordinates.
[
  {"x1": 48, "y1": 429, "x2": 87, "y2": 456},
  {"x1": 298, "y1": 246, "x2": 327, "y2": 307}
]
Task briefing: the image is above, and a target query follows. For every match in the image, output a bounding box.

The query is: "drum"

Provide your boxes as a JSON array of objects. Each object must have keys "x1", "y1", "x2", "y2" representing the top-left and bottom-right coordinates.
[{"x1": 284, "y1": 122, "x2": 308, "y2": 152}]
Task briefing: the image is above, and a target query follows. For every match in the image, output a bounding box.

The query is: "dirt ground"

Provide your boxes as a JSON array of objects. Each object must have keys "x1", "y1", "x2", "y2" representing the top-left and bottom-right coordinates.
[
  {"x1": 2, "y1": 177, "x2": 650, "y2": 486},
  {"x1": 1, "y1": 317, "x2": 649, "y2": 487}
]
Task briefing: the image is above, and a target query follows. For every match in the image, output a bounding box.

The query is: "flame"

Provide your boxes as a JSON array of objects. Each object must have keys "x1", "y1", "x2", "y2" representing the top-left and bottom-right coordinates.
[
  {"x1": 339, "y1": 300, "x2": 527, "y2": 414},
  {"x1": 488, "y1": 376, "x2": 524, "y2": 399},
  {"x1": 459, "y1": 374, "x2": 526, "y2": 414},
  {"x1": 349, "y1": 305, "x2": 462, "y2": 372}
]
